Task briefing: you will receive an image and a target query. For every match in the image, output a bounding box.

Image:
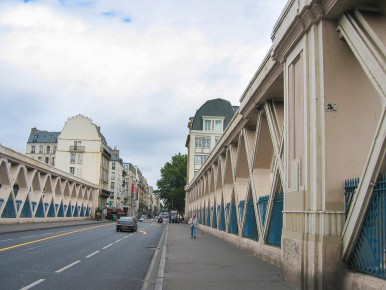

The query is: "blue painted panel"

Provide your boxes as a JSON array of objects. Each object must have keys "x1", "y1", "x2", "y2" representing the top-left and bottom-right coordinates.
[
  {"x1": 47, "y1": 200, "x2": 55, "y2": 217},
  {"x1": 243, "y1": 200, "x2": 258, "y2": 240},
  {"x1": 35, "y1": 199, "x2": 45, "y2": 218},
  {"x1": 66, "y1": 203, "x2": 72, "y2": 217},
  {"x1": 212, "y1": 206, "x2": 217, "y2": 229},
  {"x1": 1, "y1": 196, "x2": 16, "y2": 218},
  {"x1": 219, "y1": 205, "x2": 225, "y2": 231},
  {"x1": 58, "y1": 202, "x2": 64, "y2": 217},
  {"x1": 20, "y1": 196, "x2": 32, "y2": 218},
  {"x1": 267, "y1": 193, "x2": 283, "y2": 247},
  {"x1": 229, "y1": 204, "x2": 238, "y2": 235},
  {"x1": 258, "y1": 195, "x2": 269, "y2": 226},
  {"x1": 239, "y1": 200, "x2": 245, "y2": 221},
  {"x1": 207, "y1": 207, "x2": 212, "y2": 226}
]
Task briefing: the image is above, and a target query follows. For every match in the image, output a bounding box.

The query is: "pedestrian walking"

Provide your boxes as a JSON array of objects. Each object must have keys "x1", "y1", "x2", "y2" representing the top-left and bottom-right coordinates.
[{"x1": 188, "y1": 214, "x2": 198, "y2": 239}]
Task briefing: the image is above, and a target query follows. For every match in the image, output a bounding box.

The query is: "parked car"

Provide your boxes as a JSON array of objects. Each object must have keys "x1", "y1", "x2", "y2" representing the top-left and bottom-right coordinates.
[
  {"x1": 116, "y1": 216, "x2": 137, "y2": 232},
  {"x1": 138, "y1": 215, "x2": 146, "y2": 222}
]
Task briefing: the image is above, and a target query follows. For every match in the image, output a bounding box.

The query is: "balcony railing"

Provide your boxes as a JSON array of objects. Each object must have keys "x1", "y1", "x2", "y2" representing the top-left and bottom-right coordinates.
[{"x1": 69, "y1": 145, "x2": 85, "y2": 152}]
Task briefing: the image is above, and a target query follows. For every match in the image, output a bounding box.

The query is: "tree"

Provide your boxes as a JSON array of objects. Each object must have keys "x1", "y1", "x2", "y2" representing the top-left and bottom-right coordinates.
[{"x1": 156, "y1": 153, "x2": 187, "y2": 215}]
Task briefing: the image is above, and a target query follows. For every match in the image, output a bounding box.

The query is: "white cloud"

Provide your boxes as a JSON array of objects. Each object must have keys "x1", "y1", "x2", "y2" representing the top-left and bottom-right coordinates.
[{"x1": 0, "y1": 0, "x2": 288, "y2": 185}]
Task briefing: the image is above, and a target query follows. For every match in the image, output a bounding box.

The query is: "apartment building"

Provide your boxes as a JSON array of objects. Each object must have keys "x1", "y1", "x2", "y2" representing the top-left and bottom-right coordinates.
[
  {"x1": 108, "y1": 148, "x2": 124, "y2": 211},
  {"x1": 185, "y1": 98, "x2": 237, "y2": 183},
  {"x1": 55, "y1": 115, "x2": 112, "y2": 209},
  {"x1": 25, "y1": 128, "x2": 60, "y2": 166}
]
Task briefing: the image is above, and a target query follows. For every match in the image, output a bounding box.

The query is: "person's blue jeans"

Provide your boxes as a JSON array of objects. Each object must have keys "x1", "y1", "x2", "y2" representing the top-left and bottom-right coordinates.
[{"x1": 191, "y1": 226, "x2": 196, "y2": 239}]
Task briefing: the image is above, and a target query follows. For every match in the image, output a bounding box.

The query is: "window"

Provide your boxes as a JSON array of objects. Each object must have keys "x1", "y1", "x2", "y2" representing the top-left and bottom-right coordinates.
[
  {"x1": 76, "y1": 168, "x2": 82, "y2": 178},
  {"x1": 204, "y1": 120, "x2": 212, "y2": 131},
  {"x1": 38, "y1": 157, "x2": 42, "y2": 161},
  {"x1": 45, "y1": 157, "x2": 49, "y2": 164},
  {"x1": 70, "y1": 153, "x2": 76, "y2": 163},
  {"x1": 203, "y1": 138, "x2": 211, "y2": 149},
  {"x1": 77, "y1": 154, "x2": 82, "y2": 164},
  {"x1": 195, "y1": 137, "x2": 203, "y2": 148},
  {"x1": 111, "y1": 182, "x2": 115, "y2": 190},
  {"x1": 32, "y1": 134, "x2": 38, "y2": 142},
  {"x1": 194, "y1": 155, "x2": 207, "y2": 165},
  {"x1": 70, "y1": 167, "x2": 75, "y2": 174},
  {"x1": 46, "y1": 146, "x2": 50, "y2": 154},
  {"x1": 112, "y1": 162, "x2": 116, "y2": 170},
  {"x1": 39, "y1": 145, "x2": 43, "y2": 153},
  {"x1": 52, "y1": 157, "x2": 55, "y2": 166},
  {"x1": 31, "y1": 146, "x2": 35, "y2": 153},
  {"x1": 111, "y1": 172, "x2": 115, "y2": 180},
  {"x1": 214, "y1": 120, "x2": 223, "y2": 132},
  {"x1": 53, "y1": 146, "x2": 57, "y2": 154}
]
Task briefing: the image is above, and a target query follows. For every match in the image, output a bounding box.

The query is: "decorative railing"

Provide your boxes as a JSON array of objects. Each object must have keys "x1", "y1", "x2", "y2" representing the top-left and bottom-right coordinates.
[
  {"x1": 344, "y1": 177, "x2": 359, "y2": 218},
  {"x1": 69, "y1": 145, "x2": 85, "y2": 152},
  {"x1": 348, "y1": 174, "x2": 386, "y2": 280}
]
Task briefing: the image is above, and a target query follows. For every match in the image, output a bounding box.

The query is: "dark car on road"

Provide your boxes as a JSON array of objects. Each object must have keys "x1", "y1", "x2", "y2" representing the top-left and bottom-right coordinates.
[{"x1": 116, "y1": 216, "x2": 137, "y2": 232}]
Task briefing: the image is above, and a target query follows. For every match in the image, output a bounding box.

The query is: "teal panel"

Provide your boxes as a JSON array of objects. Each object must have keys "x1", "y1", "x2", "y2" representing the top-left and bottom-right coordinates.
[
  {"x1": 2, "y1": 196, "x2": 16, "y2": 218},
  {"x1": 20, "y1": 196, "x2": 32, "y2": 218}
]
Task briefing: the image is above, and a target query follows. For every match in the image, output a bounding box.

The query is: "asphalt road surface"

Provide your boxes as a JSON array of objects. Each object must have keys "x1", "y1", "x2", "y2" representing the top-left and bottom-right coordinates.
[{"x1": 0, "y1": 222, "x2": 165, "y2": 290}]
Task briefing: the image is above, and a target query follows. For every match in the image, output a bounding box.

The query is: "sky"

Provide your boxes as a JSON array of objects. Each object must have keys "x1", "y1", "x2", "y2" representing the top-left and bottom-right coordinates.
[{"x1": 0, "y1": 0, "x2": 288, "y2": 187}]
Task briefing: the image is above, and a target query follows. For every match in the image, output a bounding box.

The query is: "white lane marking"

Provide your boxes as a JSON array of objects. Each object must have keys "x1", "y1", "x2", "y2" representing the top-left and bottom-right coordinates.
[
  {"x1": 102, "y1": 243, "x2": 113, "y2": 249},
  {"x1": 19, "y1": 235, "x2": 37, "y2": 239},
  {"x1": 114, "y1": 239, "x2": 122, "y2": 243},
  {"x1": 86, "y1": 251, "x2": 100, "y2": 258},
  {"x1": 40, "y1": 232, "x2": 54, "y2": 236},
  {"x1": 0, "y1": 239, "x2": 12, "y2": 242},
  {"x1": 122, "y1": 236, "x2": 128, "y2": 239},
  {"x1": 20, "y1": 279, "x2": 45, "y2": 290},
  {"x1": 55, "y1": 260, "x2": 81, "y2": 273}
]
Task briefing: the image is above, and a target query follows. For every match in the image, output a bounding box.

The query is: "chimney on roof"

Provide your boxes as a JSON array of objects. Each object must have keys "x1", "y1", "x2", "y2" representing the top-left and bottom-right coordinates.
[{"x1": 31, "y1": 127, "x2": 39, "y2": 133}]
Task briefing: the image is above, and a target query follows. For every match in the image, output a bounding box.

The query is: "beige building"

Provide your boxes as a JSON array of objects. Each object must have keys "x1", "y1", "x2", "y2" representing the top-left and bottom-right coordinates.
[
  {"x1": 55, "y1": 115, "x2": 112, "y2": 210},
  {"x1": 107, "y1": 149, "x2": 124, "y2": 211},
  {"x1": 185, "y1": 1, "x2": 386, "y2": 289},
  {"x1": 185, "y1": 99, "x2": 237, "y2": 183},
  {"x1": 25, "y1": 128, "x2": 59, "y2": 166}
]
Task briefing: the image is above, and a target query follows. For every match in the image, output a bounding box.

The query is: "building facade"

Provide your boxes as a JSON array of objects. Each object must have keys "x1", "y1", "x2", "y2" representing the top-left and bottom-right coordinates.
[
  {"x1": 25, "y1": 128, "x2": 59, "y2": 166},
  {"x1": 185, "y1": 98, "x2": 237, "y2": 183},
  {"x1": 185, "y1": 1, "x2": 386, "y2": 289},
  {"x1": 107, "y1": 148, "x2": 124, "y2": 211},
  {"x1": 55, "y1": 115, "x2": 112, "y2": 210}
]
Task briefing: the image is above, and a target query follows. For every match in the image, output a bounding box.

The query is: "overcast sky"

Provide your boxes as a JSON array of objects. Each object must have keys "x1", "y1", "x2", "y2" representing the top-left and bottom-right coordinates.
[{"x1": 0, "y1": 0, "x2": 288, "y2": 187}]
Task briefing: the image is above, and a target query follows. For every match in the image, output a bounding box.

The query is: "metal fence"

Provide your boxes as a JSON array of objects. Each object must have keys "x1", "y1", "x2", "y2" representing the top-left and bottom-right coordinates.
[
  {"x1": 348, "y1": 174, "x2": 386, "y2": 280},
  {"x1": 345, "y1": 177, "x2": 360, "y2": 218}
]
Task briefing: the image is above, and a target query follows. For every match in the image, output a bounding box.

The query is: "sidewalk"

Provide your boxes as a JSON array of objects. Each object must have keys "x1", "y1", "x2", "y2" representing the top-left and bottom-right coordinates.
[
  {"x1": 160, "y1": 223, "x2": 294, "y2": 290},
  {"x1": 0, "y1": 219, "x2": 110, "y2": 235},
  {"x1": 1, "y1": 220, "x2": 295, "y2": 289}
]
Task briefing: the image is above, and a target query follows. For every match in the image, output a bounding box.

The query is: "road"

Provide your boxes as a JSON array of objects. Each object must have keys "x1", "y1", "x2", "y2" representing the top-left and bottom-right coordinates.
[{"x1": 0, "y1": 221, "x2": 165, "y2": 290}]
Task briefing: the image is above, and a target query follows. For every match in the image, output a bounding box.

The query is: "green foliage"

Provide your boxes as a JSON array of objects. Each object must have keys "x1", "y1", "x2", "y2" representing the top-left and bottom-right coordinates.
[{"x1": 156, "y1": 153, "x2": 187, "y2": 214}]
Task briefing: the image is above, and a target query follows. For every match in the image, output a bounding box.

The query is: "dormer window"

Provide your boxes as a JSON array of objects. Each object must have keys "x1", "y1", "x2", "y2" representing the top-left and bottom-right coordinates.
[{"x1": 203, "y1": 117, "x2": 224, "y2": 132}]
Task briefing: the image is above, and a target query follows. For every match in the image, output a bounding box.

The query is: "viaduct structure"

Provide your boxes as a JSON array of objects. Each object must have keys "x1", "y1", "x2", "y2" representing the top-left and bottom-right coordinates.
[
  {"x1": 0, "y1": 145, "x2": 98, "y2": 223},
  {"x1": 185, "y1": 0, "x2": 386, "y2": 289}
]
